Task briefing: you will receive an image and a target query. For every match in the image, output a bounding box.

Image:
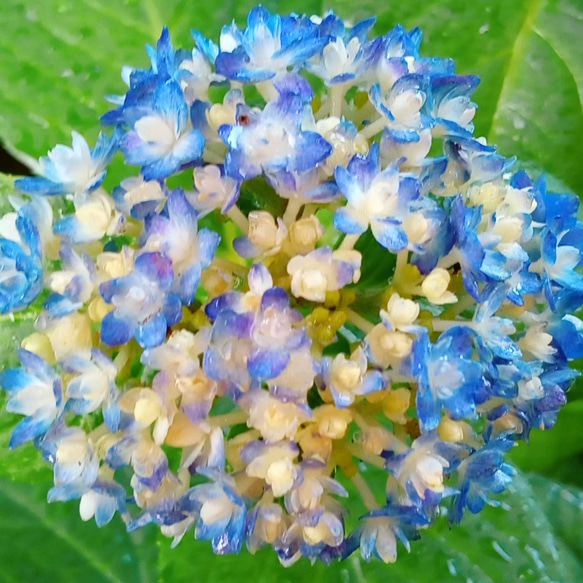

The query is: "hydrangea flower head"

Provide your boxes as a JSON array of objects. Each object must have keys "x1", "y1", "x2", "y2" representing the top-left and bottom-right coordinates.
[{"x1": 1, "y1": 6, "x2": 582, "y2": 568}]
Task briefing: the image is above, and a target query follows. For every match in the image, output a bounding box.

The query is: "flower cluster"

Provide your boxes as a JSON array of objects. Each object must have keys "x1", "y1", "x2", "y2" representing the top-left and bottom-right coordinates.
[{"x1": 1, "y1": 6, "x2": 582, "y2": 566}]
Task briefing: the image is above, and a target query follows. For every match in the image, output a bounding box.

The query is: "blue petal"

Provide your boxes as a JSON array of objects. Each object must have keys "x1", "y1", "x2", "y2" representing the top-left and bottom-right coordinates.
[
  {"x1": 135, "y1": 313, "x2": 168, "y2": 348},
  {"x1": 100, "y1": 312, "x2": 135, "y2": 346},
  {"x1": 248, "y1": 348, "x2": 290, "y2": 380}
]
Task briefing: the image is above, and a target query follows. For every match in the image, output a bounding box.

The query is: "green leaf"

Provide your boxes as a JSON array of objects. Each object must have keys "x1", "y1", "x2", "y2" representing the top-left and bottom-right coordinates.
[
  {"x1": 158, "y1": 472, "x2": 582, "y2": 583},
  {"x1": 0, "y1": 477, "x2": 159, "y2": 583},
  {"x1": 510, "y1": 400, "x2": 583, "y2": 472},
  {"x1": 529, "y1": 474, "x2": 583, "y2": 560}
]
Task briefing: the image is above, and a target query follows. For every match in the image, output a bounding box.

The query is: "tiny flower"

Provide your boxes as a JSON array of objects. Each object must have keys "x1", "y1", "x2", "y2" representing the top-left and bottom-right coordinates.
[
  {"x1": 386, "y1": 432, "x2": 457, "y2": 508},
  {"x1": 381, "y1": 293, "x2": 419, "y2": 331},
  {"x1": 0, "y1": 211, "x2": 43, "y2": 314},
  {"x1": 449, "y1": 435, "x2": 515, "y2": 524},
  {"x1": 334, "y1": 143, "x2": 423, "y2": 252},
  {"x1": 248, "y1": 499, "x2": 288, "y2": 553},
  {"x1": 307, "y1": 13, "x2": 376, "y2": 85},
  {"x1": 143, "y1": 188, "x2": 220, "y2": 305},
  {"x1": 420, "y1": 268, "x2": 457, "y2": 305},
  {"x1": 213, "y1": 6, "x2": 326, "y2": 83},
  {"x1": 355, "y1": 503, "x2": 429, "y2": 563},
  {"x1": 319, "y1": 347, "x2": 383, "y2": 407},
  {"x1": 365, "y1": 324, "x2": 414, "y2": 368},
  {"x1": 219, "y1": 75, "x2": 332, "y2": 181},
  {"x1": 410, "y1": 328, "x2": 488, "y2": 432},
  {"x1": 112, "y1": 176, "x2": 166, "y2": 219},
  {"x1": 61, "y1": 348, "x2": 117, "y2": 416},
  {"x1": 190, "y1": 164, "x2": 241, "y2": 215},
  {"x1": 244, "y1": 390, "x2": 310, "y2": 442},
  {"x1": 285, "y1": 215, "x2": 325, "y2": 255},
  {"x1": 47, "y1": 427, "x2": 99, "y2": 502},
  {"x1": 99, "y1": 252, "x2": 182, "y2": 348},
  {"x1": 120, "y1": 79, "x2": 205, "y2": 181},
  {"x1": 54, "y1": 190, "x2": 123, "y2": 244},
  {"x1": 241, "y1": 440, "x2": 299, "y2": 497},
  {"x1": 234, "y1": 210, "x2": 287, "y2": 258},
  {"x1": 287, "y1": 246, "x2": 361, "y2": 302},
  {"x1": 44, "y1": 242, "x2": 96, "y2": 318},
  {"x1": 182, "y1": 472, "x2": 247, "y2": 554},
  {"x1": 15, "y1": 130, "x2": 119, "y2": 198},
  {"x1": 0, "y1": 349, "x2": 63, "y2": 448}
]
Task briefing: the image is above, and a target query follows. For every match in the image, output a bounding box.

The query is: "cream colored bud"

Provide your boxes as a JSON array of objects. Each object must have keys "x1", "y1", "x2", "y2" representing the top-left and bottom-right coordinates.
[
  {"x1": 438, "y1": 417, "x2": 466, "y2": 442},
  {"x1": 287, "y1": 216, "x2": 324, "y2": 255},
  {"x1": 362, "y1": 426, "x2": 392, "y2": 456},
  {"x1": 207, "y1": 103, "x2": 237, "y2": 130},
  {"x1": 88, "y1": 297, "x2": 113, "y2": 323},
  {"x1": 165, "y1": 412, "x2": 207, "y2": 448},
  {"x1": 382, "y1": 388, "x2": 411, "y2": 424},
  {"x1": 248, "y1": 211, "x2": 280, "y2": 250},
  {"x1": 385, "y1": 294, "x2": 419, "y2": 329},
  {"x1": 492, "y1": 216, "x2": 524, "y2": 243},
  {"x1": 402, "y1": 212, "x2": 429, "y2": 245},
  {"x1": 303, "y1": 522, "x2": 330, "y2": 545},
  {"x1": 21, "y1": 332, "x2": 56, "y2": 364},
  {"x1": 297, "y1": 427, "x2": 332, "y2": 461},
  {"x1": 97, "y1": 248, "x2": 135, "y2": 280},
  {"x1": 76, "y1": 192, "x2": 118, "y2": 236},
  {"x1": 468, "y1": 182, "x2": 504, "y2": 212},
  {"x1": 201, "y1": 267, "x2": 234, "y2": 297},
  {"x1": 416, "y1": 456, "x2": 445, "y2": 493},
  {"x1": 46, "y1": 312, "x2": 93, "y2": 361},
  {"x1": 293, "y1": 269, "x2": 328, "y2": 302},
  {"x1": 315, "y1": 405, "x2": 352, "y2": 440},
  {"x1": 266, "y1": 458, "x2": 297, "y2": 497},
  {"x1": 379, "y1": 330, "x2": 413, "y2": 359},
  {"x1": 79, "y1": 491, "x2": 99, "y2": 521},
  {"x1": 134, "y1": 392, "x2": 162, "y2": 425},
  {"x1": 56, "y1": 434, "x2": 88, "y2": 464},
  {"x1": 421, "y1": 268, "x2": 457, "y2": 305}
]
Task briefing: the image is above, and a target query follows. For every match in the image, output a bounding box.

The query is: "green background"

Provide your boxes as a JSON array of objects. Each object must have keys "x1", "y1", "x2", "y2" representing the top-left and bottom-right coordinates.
[{"x1": 0, "y1": 0, "x2": 582, "y2": 581}]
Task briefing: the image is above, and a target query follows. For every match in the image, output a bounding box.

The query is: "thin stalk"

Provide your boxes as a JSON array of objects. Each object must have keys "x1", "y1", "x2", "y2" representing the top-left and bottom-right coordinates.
[
  {"x1": 210, "y1": 410, "x2": 249, "y2": 428},
  {"x1": 346, "y1": 309, "x2": 375, "y2": 334},
  {"x1": 345, "y1": 441, "x2": 386, "y2": 469},
  {"x1": 212, "y1": 257, "x2": 249, "y2": 276},
  {"x1": 339, "y1": 234, "x2": 360, "y2": 250},
  {"x1": 227, "y1": 205, "x2": 249, "y2": 233},
  {"x1": 283, "y1": 197, "x2": 303, "y2": 225},
  {"x1": 358, "y1": 117, "x2": 389, "y2": 139},
  {"x1": 330, "y1": 84, "x2": 347, "y2": 118},
  {"x1": 432, "y1": 319, "x2": 473, "y2": 332},
  {"x1": 441, "y1": 294, "x2": 475, "y2": 319},
  {"x1": 256, "y1": 80, "x2": 278, "y2": 102},
  {"x1": 352, "y1": 472, "x2": 380, "y2": 511}
]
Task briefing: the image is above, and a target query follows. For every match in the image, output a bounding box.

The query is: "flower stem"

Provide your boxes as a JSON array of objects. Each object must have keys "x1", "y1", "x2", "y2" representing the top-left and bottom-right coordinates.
[
  {"x1": 431, "y1": 319, "x2": 472, "y2": 332},
  {"x1": 358, "y1": 117, "x2": 388, "y2": 139},
  {"x1": 345, "y1": 441, "x2": 386, "y2": 469},
  {"x1": 211, "y1": 257, "x2": 249, "y2": 276},
  {"x1": 282, "y1": 197, "x2": 303, "y2": 225},
  {"x1": 345, "y1": 309, "x2": 375, "y2": 334},
  {"x1": 210, "y1": 410, "x2": 249, "y2": 428},
  {"x1": 339, "y1": 234, "x2": 360, "y2": 250},
  {"x1": 352, "y1": 472, "x2": 380, "y2": 510},
  {"x1": 256, "y1": 80, "x2": 279, "y2": 102},
  {"x1": 330, "y1": 84, "x2": 347, "y2": 118},
  {"x1": 227, "y1": 205, "x2": 249, "y2": 233}
]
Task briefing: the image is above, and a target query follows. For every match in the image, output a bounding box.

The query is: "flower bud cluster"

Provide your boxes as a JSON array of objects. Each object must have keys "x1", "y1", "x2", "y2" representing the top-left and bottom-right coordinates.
[{"x1": 0, "y1": 6, "x2": 581, "y2": 566}]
